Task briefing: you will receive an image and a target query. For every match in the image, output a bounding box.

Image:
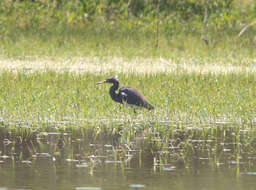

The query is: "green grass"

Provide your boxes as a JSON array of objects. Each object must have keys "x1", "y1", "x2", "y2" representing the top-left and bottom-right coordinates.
[
  {"x1": 0, "y1": 70, "x2": 256, "y2": 185},
  {"x1": 0, "y1": 4, "x2": 256, "y2": 187},
  {"x1": 0, "y1": 22, "x2": 255, "y2": 65},
  {"x1": 0, "y1": 71, "x2": 255, "y2": 129},
  {"x1": 0, "y1": 17, "x2": 255, "y2": 136}
]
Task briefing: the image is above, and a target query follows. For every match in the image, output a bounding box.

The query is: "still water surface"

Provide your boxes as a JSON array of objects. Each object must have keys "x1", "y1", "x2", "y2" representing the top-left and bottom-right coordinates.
[{"x1": 0, "y1": 124, "x2": 256, "y2": 190}]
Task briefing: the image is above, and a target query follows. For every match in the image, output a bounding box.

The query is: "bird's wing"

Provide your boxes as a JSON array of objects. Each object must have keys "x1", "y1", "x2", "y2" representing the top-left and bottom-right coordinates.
[{"x1": 119, "y1": 86, "x2": 149, "y2": 106}]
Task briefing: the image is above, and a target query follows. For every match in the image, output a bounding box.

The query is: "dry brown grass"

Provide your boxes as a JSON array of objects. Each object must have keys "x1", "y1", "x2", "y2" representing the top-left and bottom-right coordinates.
[{"x1": 0, "y1": 56, "x2": 256, "y2": 74}]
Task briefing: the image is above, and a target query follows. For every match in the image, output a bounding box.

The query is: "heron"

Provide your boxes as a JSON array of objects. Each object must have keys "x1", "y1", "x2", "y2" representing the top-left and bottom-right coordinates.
[{"x1": 96, "y1": 76, "x2": 154, "y2": 110}]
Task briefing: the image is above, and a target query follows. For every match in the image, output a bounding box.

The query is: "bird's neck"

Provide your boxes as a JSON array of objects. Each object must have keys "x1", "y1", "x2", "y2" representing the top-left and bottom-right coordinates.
[{"x1": 109, "y1": 82, "x2": 122, "y2": 103}]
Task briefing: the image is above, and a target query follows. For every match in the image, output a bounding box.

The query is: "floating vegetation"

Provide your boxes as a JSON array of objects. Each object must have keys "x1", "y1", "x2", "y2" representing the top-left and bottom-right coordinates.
[
  {"x1": 76, "y1": 163, "x2": 89, "y2": 168},
  {"x1": 129, "y1": 184, "x2": 145, "y2": 188},
  {"x1": 245, "y1": 172, "x2": 256, "y2": 175},
  {"x1": 0, "y1": 119, "x2": 256, "y2": 189},
  {"x1": 76, "y1": 187, "x2": 101, "y2": 190}
]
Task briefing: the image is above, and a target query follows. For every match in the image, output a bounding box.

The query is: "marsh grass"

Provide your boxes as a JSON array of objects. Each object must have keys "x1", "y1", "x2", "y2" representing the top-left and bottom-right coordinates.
[
  {"x1": 2, "y1": 121, "x2": 256, "y2": 175},
  {"x1": 1, "y1": 4, "x2": 256, "y2": 188},
  {"x1": 0, "y1": 71, "x2": 255, "y2": 129},
  {"x1": 0, "y1": 22, "x2": 255, "y2": 64},
  {"x1": 0, "y1": 20, "x2": 255, "y2": 148}
]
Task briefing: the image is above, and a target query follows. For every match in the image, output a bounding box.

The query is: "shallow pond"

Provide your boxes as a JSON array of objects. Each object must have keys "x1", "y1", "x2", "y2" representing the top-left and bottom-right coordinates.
[{"x1": 0, "y1": 123, "x2": 256, "y2": 190}]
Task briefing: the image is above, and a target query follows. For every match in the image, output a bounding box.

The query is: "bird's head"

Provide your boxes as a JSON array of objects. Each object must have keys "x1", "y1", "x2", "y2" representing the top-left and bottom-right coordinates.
[{"x1": 96, "y1": 76, "x2": 119, "y2": 85}]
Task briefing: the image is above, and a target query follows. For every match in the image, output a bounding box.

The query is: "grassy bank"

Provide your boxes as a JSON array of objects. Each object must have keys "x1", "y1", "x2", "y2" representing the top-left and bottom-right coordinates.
[
  {"x1": 1, "y1": 23, "x2": 255, "y2": 63},
  {"x1": 0, "y1": 1, "x2": 254, "y2": 130},
  {"x1": 0, "y1": 71, "x2": 255, "y2": 128}
]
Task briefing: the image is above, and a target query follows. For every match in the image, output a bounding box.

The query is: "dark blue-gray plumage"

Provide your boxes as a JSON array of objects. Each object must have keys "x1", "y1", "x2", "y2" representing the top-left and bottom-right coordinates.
[{"x1": 96, "y1": 76, "x2": 154, "y2": 110}]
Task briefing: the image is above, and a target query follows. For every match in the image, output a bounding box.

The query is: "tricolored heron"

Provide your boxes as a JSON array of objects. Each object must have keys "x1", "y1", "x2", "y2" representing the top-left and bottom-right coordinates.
[{"x1": 96, "y1": 76, "x2": 154, "y2": 110}]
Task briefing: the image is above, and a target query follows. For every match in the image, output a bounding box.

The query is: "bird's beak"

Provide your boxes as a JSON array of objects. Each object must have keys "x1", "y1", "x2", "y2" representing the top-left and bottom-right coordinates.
[{"x1": 96, "y1": 80, "x2": 107, "y2": 85}]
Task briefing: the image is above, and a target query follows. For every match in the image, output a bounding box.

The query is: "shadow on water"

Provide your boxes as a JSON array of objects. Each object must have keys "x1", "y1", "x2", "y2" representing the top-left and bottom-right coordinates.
[{"x1": 0, "y1": 123, "x2": 256, "y2": 190}]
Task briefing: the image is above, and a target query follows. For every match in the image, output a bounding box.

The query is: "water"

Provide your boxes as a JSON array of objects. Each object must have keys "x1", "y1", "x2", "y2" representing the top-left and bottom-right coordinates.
[{"x1": 0, "y1": 124, "x2": 256, "y2": 190}]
